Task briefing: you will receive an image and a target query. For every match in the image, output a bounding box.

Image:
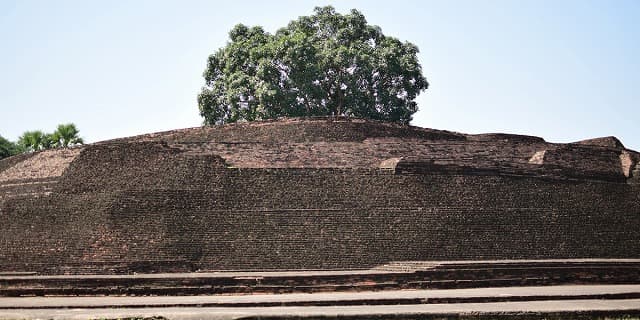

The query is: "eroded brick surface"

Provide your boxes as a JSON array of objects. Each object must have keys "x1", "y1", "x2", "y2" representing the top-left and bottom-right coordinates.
[
  {"x1": 0, "y1": 118, "x2": 638, "y2": 274},
  {"x1": 0, "y1": 148, "x2": 81, "y2": 183}
]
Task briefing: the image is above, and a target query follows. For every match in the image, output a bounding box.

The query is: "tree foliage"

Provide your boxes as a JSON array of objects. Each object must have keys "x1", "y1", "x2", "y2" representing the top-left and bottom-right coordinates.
[
  {"x1": 198, "y1": 6, "x2": 428, "y2": 125},
  {"x1": 17, "y1": 130, "x2": 53, "y2": 152},
  {"x1": 52, "y1": 123, "x2": 84, "y2": 147},
  {"x1": 0, "y1": 135, "x2": 20, "y2": 160},
  {"x1": 14, "y1": 123, "x2": 84, "y2": 154}
]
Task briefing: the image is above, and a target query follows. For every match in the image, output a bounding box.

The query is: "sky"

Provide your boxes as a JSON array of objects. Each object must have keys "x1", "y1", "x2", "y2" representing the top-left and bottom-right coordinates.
[{"x1": 1, "y1": 0, "x2": 639, "y2": 150}]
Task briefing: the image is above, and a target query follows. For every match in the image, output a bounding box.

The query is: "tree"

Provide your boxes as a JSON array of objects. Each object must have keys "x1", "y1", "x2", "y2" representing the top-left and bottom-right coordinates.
[
  {"x1": 198, "y1": 6, "x2": 428, "y2": 125},
  {"x1": 16, "y1": 124, "x2": 84, "y2": 153},
  {"x1": 0, "y1": 135, "x2": 20, "y2": 160},
  {"x1": 52, "y1": 123, "x2": 84, "y2": 147},
  {"x1": 17, "y1": 130, "x2": 51, "y2": 152}
]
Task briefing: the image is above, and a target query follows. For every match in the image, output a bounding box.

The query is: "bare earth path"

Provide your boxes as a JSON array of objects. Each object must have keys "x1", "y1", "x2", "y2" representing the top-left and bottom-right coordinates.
[
  {"x1": 1, "y1": 285, "x2": 639, "y2": 319},
  {"x1": 0, "y1": 284, "x2": 639, "y2": 308},
  {"x1": 0, "y1": 299, "x2": 639, "y2": 320}
]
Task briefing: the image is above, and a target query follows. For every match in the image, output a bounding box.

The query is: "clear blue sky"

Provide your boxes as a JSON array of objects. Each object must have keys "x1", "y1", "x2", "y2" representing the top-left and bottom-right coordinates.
[{"x1": 1, "y1": 0, "x2": 638, "y2": 150}]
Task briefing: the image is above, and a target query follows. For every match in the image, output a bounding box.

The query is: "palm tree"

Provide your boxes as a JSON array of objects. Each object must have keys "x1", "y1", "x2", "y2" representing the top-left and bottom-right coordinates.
[
  {"x1": 42, "y1": 133, "x2": 58, "y2": 149},
  {"x1": 15, "y1": 124, "x2": 84, "y2": 153},
  {"x1": 53, "y1": 123, "x2": 84, "y2": 147},
  {"x1": 17, "y1": 130, "x2": 48, "y2": 152}
]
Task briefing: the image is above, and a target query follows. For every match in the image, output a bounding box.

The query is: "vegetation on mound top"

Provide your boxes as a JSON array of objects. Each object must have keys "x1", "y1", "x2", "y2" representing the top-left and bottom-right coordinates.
[
  {"x1": 0, "y1": 135, "x2": 20, "y2": 159},
  {"x1": 198, "y1": 6, "x2": 428, "y2": 125},
  {"x1": 0, "y1": 123, "x2": 84, "y2": 160}
]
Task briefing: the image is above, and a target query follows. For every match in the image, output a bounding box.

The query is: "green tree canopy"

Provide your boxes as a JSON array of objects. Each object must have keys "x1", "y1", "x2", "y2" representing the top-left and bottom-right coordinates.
[
  {"x1": 18, "y1": 130, "x2": 52, "y2": 152},
  {"x1": 198, "y1": 6, "x2": 428, "y2": 125},
  {"x1": 16, "y1": 123, "x2": 84, "y2": 153},
  {"x1": 0, "y1": 135, "x2": 21, "y2": 160},
  {"x1": 52, "y1": 123, "x2": 84, "y2": 147}
]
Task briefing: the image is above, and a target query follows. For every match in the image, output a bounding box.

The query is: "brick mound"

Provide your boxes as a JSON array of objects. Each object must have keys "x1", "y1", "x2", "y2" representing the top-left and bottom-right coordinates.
[
  {"x1": 0, "y1": 117, "x2": 639, "y2": 276},
  {"x1": 575, "y1": 136, "x2": 625, "y2": 149}
]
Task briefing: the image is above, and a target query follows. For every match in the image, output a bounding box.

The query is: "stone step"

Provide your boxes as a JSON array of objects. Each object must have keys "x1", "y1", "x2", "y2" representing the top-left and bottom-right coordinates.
[
  {"x1": 1, "y1": 260, "x2": 639, "y2": 297},
  {"x1": 1, "y1": 285, "x2": 639, "y2": 309}
]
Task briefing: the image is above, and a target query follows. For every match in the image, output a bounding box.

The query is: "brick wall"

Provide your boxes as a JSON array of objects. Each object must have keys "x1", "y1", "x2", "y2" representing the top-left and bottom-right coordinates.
[
  {"x1": 1, "y1": 142, "x2": 638, "y2": 274},
  {"x1": 0, "y1": 119, "x2": 638, "y2": 274}
]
